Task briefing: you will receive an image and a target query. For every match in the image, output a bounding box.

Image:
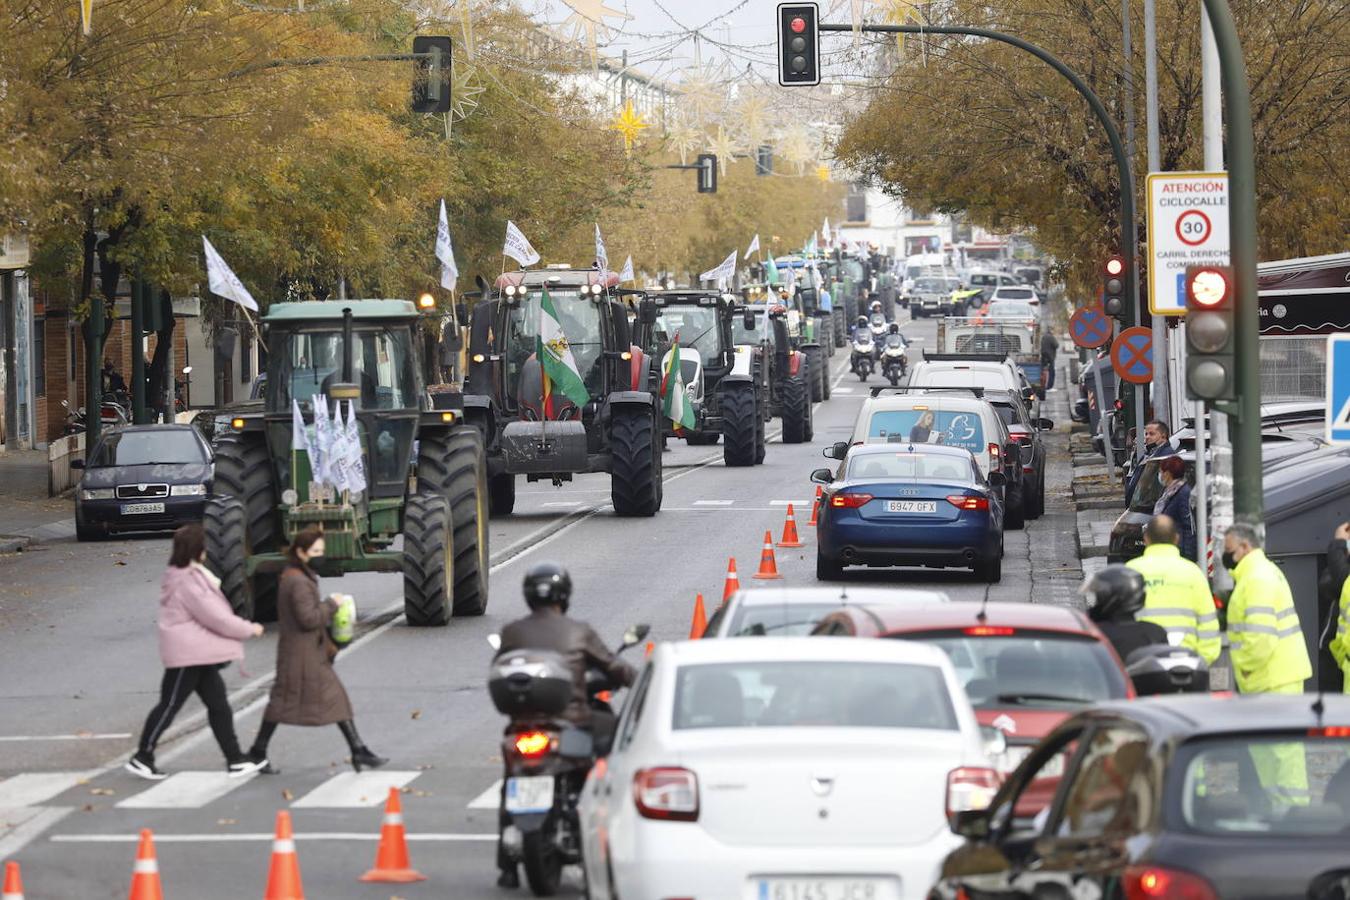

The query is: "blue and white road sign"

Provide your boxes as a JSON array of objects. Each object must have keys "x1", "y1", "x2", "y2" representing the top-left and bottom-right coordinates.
[{"x1": 1326, "y1": 334, "x2": 1350, "y2": 444}]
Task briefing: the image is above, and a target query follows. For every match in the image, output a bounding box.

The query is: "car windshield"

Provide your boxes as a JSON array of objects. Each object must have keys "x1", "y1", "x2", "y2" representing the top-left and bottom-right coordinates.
[
  {"x1": 90, "y1": 431, "x2": 205, "y2": 467},
  {"x1": 846, "y1": 451, "x2": 976, "y2": 483},
  {"x1": 991, "y1": 402, "x2": 1024, "y2": 426},
  {"x1": 892, "y1": 632, "x2": 1128, "y2": 707},
  {"x1": 867, "y1": 408, "x2": 986, "y2": 454},
  {"x1": 912, "y1": 368, "x2": 1014, "y2": 391},
  {"x1": 988, "y1": 302, "x2": 1036, "y2": 318},
  {"x1": 271, "y1": 326, "x2": 417, "y2": 410},
  {"x1": 725, "y1": 603, "x2": 845, "y2": 637},
  {"x1": 654, "y1": 306, "x2": 722, "y2": 363},
  {"x1": 1178, "y1": 736, "x2": 1350, "y2": 836},
  {"x1": 997, "y1": 288, "x2": 1036, "y2": 300},
  {"x1": 673, "y1": 661, "x2": 958, "y2": 730},
  {"x1": 506, "y1": 290, "x2": 605, "y2": 397},
  {"x1": 953, "y1": 331, "x2": 1026, "y2": 355},
  {"x1": 914, "y1": 278, "x2": 953, "y2": 292},
  {"x1": 970, "y1": 274, "x2": 998, "y2": 287}
]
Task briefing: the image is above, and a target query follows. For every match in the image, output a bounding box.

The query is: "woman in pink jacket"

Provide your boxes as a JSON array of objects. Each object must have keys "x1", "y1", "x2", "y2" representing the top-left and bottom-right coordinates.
[{"x1": 125, "y1": 524, "x2": 266, "y2": 780}]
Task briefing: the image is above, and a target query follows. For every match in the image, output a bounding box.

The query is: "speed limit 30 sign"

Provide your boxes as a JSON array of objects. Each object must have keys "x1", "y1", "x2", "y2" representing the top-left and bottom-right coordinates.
[{"x1": 1146, "y1": 172, "x2": 1230, "y2": 315}]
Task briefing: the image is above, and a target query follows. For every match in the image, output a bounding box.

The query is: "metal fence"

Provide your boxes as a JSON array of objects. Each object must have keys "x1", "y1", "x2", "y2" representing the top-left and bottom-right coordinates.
[{"x1": 1259, "y1": 336, "x2": 1325, "y2": 403}]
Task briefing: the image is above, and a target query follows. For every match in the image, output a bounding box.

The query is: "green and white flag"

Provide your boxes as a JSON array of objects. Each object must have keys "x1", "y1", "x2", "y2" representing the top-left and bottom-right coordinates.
[
  {"x1": 536, "y1": 288, "x2": 590, "y2": 413},
  {"x1": 661, "y1": 338, "x2": 696, "y2": 432}
]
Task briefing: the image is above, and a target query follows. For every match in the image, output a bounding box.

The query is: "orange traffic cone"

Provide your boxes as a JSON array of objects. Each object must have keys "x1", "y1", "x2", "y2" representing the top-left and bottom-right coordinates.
[
  {"x1": 752, "y1": 531, "x2": 782, "y2": 580},
  {"x1": 3, "y1": 861, "x2": 25, "y2": 900},
  {"x1": 264, "y1": 811, "x2": 304, "y2": 900},
  {"x1": 689, "y1": 593, "x2": 708, "y2": 639},
  {"x1": 721, "y1": 557, "x2": 740, "y2": 604},
  {"x1": 777, "y1": 504, "x2": 804, "y2": 548},
  {"x1": 807, "y1": 486, "x2": 823, "y2": 526},
  {"x1": 360, "y1": 787, "x2": 426, "y2": 883},
  {"x1": 127, "y1": 829, "x2": 163, "y2": 900}
]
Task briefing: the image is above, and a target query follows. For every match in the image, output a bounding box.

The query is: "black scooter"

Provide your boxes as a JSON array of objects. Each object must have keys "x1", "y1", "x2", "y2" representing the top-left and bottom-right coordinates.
[{"x1": 488, "y1": 624, "x2": 649, "y2": 896}]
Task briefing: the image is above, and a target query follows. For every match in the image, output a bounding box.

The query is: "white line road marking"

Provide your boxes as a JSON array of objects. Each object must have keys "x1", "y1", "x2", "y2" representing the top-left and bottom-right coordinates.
[
  {"x1": 832, "y1": 387, "x2": 855, "y2": 393},
  {"x1": 0, "y1": 807, "x2": 73, "y2": 860},
  {"x1": 0, "y1": 772, "x2": 96, "y2": 807},
  {"x1": 541, "y1": 501, "x2": 585, "y2": 508},
  {"x1": 467, "y1": 779, "x2": 502, "y2": 810},
  {"x1": 116, "y1": 771, "x2": 258, "y2": 809},
  {"x1": 0, "y1": 733, "x2": 132, "y2": 742},
  {"x1": 50, "y1": 832, "x2": 496, "y2": 843},
  {"x1": 290, "y1": 771, "x2": 420, "y2": 808},
  {"x1": 768, "y1": 500, "x2": 811, "y2": 506},
  {"x1": 692, "y1": 500, "x2": 734, "y2": 506}
]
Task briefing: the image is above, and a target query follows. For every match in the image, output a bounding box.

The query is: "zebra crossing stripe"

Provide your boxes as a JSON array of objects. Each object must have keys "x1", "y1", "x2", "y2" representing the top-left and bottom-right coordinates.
[
  {"x1": 117, "y1": 771, "x2": 257, "y2": 809},
  {"x1": 290, "y1": 771, "x2": 420, "y2": 808},
  {"x1": 0, "y1": 772, "x2": 96, "y2": 808}
]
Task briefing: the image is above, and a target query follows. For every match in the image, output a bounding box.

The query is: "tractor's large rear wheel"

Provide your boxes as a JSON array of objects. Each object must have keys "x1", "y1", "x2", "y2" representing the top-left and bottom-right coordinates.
[
  {"x1": 780, "y1": 374, "x2": 809, "y2": 444},
  {"x1": 804, "y1": 346, "x2": 825, "y2": 403},
  {"x1": 831, "y1": 308, "x2": 847, "y2": 347},
  {"x1": 610, "y1": 406, "x2": 661, "y2": 516},
  {"x1": 418, "y1": 428, "x2": 489, "y2": 617},
  {"x1": 209, "y1": 434, "x2": 278, "y2": 619},
  {"x1": 721, "y1": 383, "x2": 758, "y2": 467},
  {"x1": 818, "y1": 315, "x2": 835, "y2": 357},
  {"x1": 203, "y1": 496, "x2": 262, "y2": 620},
  {"x1": 403, "y1": 493, "x2": 454, "y2": 627}
]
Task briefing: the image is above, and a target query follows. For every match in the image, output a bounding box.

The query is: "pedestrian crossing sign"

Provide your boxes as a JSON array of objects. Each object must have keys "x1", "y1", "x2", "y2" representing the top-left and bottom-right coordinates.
[{"x1": 1326, "y1": 335, "x2": 1350, "y2": 444}]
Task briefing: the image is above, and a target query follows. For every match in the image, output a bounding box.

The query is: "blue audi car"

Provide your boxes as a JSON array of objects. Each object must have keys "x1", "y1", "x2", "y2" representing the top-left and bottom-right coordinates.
[{"x1": 812, "y1": 442, "x2": 1006, "y2": 582}]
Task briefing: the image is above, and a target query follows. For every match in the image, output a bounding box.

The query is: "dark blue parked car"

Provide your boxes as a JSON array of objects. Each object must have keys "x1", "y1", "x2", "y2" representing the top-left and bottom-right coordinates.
[{"x1": 811, "y1": 442, "x2": 1006, "y2": 582}]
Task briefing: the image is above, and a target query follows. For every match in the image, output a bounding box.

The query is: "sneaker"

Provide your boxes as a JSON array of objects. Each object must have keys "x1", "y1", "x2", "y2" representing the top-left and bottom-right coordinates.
[
  {"x1": 125, "y1": 751, "x2": 168, "y2": 781},
  {"x1": 227, "y1": 757, "x2": 266, "y2": 778}
]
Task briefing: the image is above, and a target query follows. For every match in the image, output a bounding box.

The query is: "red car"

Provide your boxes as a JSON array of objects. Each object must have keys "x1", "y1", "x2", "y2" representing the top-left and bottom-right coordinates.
[{"x1": 811, "y1": 601, "x2": 1133, "y2": 812}]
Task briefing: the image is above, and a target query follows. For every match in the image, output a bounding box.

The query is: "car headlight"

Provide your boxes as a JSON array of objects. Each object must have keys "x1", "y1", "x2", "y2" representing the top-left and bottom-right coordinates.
[
  {"x1": 80, "y1": 488, "x2": 115, "y2": 501},
  {"x1": 170, "y1": 484, "x2": 207, "y2": 497}
]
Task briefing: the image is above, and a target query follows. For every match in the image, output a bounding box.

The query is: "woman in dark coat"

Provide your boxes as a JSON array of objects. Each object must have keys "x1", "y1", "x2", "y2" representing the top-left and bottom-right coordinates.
[
  {"x1": 1153, "y1": 456, "x2": 1196, "y2": 561},
  {"x1": 247, "y1": 526, "x2": 386, "y2": 772}
]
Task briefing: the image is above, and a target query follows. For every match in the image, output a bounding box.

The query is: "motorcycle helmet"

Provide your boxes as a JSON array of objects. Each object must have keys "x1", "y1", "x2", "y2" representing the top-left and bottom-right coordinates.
[
  {"x1": 870, "y1": 300, "x2": 882, "y2": 312},
  {"x1": 523, "y1": 562, "x2": 572, "y2": 613},
  {"x1": 1079, "y1": 565, "x2": 1146, "y2": 623},
  {"x1": 856, "y1": 315, "x2": 868, "y2": 327},
  {"x1": 888, "y1": 323, "x2": 899, "y2": 334}
]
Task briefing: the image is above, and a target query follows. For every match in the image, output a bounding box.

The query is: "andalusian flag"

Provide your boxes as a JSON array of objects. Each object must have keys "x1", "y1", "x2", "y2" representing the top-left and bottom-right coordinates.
[
  {"x1": 536, "y1": 288, "x2": 590, "y2": 417},
  {"x1": 660, "y1": 334, "x2": 696, "y2": 432}
]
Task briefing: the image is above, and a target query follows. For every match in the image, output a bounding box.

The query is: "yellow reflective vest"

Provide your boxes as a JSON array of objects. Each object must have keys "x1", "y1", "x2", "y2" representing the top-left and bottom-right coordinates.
[
  {"x1": 1333, "y1": 575, "x2": 1350, "y2": 693},
  {"x1": 1127, "y1": 543, "x2": 1222, "y2": 664},
  {"x1": 1226, "y1": 549, "x2": 1312, "y2": 693}
]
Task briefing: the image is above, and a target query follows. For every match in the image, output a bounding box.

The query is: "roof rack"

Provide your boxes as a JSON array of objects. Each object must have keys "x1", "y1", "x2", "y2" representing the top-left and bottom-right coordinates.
[
  {"x1": 920, "y1": 351, "x2": 1011, "y2": 363},
  {"x1": 868, "y1": 385, "x2": 985, "y2": 398}
]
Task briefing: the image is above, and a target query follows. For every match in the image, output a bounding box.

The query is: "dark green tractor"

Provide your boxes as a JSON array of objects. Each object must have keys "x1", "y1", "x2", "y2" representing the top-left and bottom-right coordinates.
[{"x1": 203, "y1": 299, "x2": 489, "y2": 627}]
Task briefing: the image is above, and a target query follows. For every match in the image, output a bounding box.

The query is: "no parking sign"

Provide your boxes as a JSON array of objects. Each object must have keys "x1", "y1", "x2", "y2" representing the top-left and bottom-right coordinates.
[{"x1": 1146, "y1": 172, "x2": 1230, "y2": 315}]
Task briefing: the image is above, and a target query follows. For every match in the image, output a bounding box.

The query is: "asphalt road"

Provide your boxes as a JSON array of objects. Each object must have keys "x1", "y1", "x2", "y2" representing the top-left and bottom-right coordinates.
[{"x1": 0, "y1": 309, "x2": 1082, "y2": 898}]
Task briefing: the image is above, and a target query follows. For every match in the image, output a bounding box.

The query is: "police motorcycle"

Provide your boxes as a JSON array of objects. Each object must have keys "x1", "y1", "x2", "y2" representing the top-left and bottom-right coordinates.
[
  {"x1": 868, "y1": 312, "x2": 889, "y2": 355},
  {"x1": 849, "y1": 316, "x2": 876, "y2": 382},
  {"x1": 488, "y1": 624, "x2": 650, "y2": 896},
  {"x1": 880, "y1": 327, "x2": 909, "y2": 386}
]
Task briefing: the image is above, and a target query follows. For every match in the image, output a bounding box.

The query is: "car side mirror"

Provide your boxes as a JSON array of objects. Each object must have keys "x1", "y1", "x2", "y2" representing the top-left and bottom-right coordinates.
[
  {"x1": 1036, "y1": 417, "x2": 1054, "y2": 431},
  {"x1": 621, "y1": 623, "x2": 651, "y2": 649},
  {"x1": 950, "y1": 808, "x2": 991, "y2": 839},
  {"x1": 638, "y1": 300, "x2": 658, "y2": 326},
  {"x1": 979, "y1": 724, "x2": 1008, "y2": 757},
  {"x1": 810, "y1": 468, "x2": 834, "y2": 484},
  {"x1": 988, "y1": 471, "x2": 1006, "y2": 488},
  {"x1": 743, "y1": 307, "x2": 756, "y2": 330},
  {"x1": 825, "y1": 441, "x2": 849, "y2": 460},
  {"x1": 70, "y1": 459, "x2": 85, "y2": 469}
]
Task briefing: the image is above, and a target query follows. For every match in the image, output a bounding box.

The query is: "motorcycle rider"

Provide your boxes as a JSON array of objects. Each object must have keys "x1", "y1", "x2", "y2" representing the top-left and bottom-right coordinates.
[
  {"x1": 493, "y1": 562, "x2": 636, "y2": 888},
  {"x1": 851, "y1": 314, "x2": 871, "y2": 342},
  {"x1": 1080, "y1": 565, "x2": 1168, "y2": 664}
]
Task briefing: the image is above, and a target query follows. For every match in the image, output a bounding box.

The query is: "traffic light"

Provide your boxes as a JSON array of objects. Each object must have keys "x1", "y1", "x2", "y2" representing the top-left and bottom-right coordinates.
[
  {"x1": 755, "y1": 145, "x2": 773, "y2": 176},
  {"x1": 1103, "y1": 255, "x2": 1126, "y2": 319},
  {"x1": 1184, "y1": 264, "x2": 1236, "y2": 401},
  {"x1": 777, "y1": 3, "x2": 820, "y2": 87},
  {"x1": 697, "y1": 154, "x2": 717, "y2": 193},
  {"x1": 411, "y1": 36, "x2": 452, "y2": 113}
]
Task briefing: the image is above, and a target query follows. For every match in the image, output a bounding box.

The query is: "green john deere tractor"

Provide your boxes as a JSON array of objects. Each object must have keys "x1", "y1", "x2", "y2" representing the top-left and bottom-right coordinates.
[{"x1": 203, "y1": 299, "x2": 489, "y2": 627}]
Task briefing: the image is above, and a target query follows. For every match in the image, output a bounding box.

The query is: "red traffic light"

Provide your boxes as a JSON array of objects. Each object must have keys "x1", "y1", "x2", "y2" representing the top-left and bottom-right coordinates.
[
  {"x1": 1187, "y1": 266, "x2": 1231, "y2": 308},
  {"x1": 1104, "y1": 256, "x2": 1125, "y2": 277},
  {"x1": 790, "y1": 15, "x2": 807, "y2": 32}
]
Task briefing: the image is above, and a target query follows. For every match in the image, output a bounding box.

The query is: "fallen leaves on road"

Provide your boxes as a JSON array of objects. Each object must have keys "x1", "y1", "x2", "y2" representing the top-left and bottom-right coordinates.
[
  {"x1": 281, "y1": 789, "x2": 294, "y2": 802},
  {"x1": 113, "y1": 560, "x2": 127, "y2": 566},
  {"x1": 89, "y1": 787, "x2": 115, "y2": 796},
  {"x1": 410, "y1": 709, "x2": 421, "y2": 720},
  {"x1": 216, "y1": 818, "x2": 237, "y2": 826}
]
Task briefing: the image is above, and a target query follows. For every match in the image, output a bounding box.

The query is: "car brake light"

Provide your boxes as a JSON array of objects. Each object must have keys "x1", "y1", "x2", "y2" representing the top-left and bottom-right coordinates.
[
  {"x1": 1013, "y1": 434, "x2": 1033, "y2": 445},
  {"x1": 830, "y1": 493, "x2": 873, "y2": 509},
  {"x1": 514, "y1": 731, "x2": 551, "y2": 759},
  {"x1": 1309, "y1": 726, "x2": 1350, "y2": 738},
  {"x1": 987, "y1": 442, "x2": 1001, "y2": 459},
  {"x1": 1123, "y1": 865, "x2": 1218, "y2": 900},
  {"x1": 634, "y1": 767, "x2": 699, "y2": 821},
  {"x1": 964, "y1": 625, "x2": 1015, "y2": 636},
  {"x1": 947, "y1": 495, "x2": 990, "y2": 511},
  {"x1": 946, "y1": 766, "x2": 1000, "y2": 821}
]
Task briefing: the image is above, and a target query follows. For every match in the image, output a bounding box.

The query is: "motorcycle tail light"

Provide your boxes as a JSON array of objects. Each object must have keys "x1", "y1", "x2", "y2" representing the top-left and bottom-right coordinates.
[
  {"x1": 634, "y1": 767, "x2": 699, "y2": 821},
  {"x1": 1122, "y1": 865, "x2": 1218, "y2": 900},
  {"x1": 829, "y1": 492, "x2": 873, "y2": 509},
  {"x1": 513, "y1": 730, "x2": 552, "y2": 759}
]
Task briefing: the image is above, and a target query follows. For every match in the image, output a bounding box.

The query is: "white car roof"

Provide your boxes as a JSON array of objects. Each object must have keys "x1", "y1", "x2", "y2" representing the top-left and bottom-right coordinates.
[
  {"x1": 659, "y1": 635, "x2": 954, "y2": 668},
  {"x1": 913, "y1": 360, "x2": 1014, "y2": 374},
  {"x1": 730, "y1": 586, "x2": 950, "y2": 607},
  {"x1": 862, "y1": 393, "x2": 991, "y2": 411}
]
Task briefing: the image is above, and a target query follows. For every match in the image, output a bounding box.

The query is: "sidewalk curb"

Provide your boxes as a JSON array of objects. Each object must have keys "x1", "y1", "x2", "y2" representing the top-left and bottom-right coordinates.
[{"x1": 0, "y1": 535, "x2": 32, "y2": 553}]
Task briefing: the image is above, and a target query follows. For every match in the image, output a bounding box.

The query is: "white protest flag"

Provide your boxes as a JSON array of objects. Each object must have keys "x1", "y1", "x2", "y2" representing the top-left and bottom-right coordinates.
[
  {"x1": 311, "y1": 394, "x2": 336, "y2": 489},
  {"x1": 744, "y1": 234, "x2": 760, "y2": 260},
  {"x1": 619, "y1": 255, "x2": 634, "y2": 284},
  {"x1": 594, "y1": 223, "x2": 609, "y2": 274},
  {"x1": 699, "y1": 249, "x2": 739, "y2": 288},
  {"x1": 436, "y1": 199, "x2": 458, "y2": 292},
  {"x1": 822, "y1": 217, "x2": 831, "y2": 244},
  {"x1": 343, "y1": 401, "x2": 367, "y2": 495},
  {"x1": 201, "y1": 236, "x2": 258, "y2": 312},
  {"x1": 290, "y1": 399, "x2": 316, "y2": 486},
  {"x1": 503, "y1": 220, "x2": 541, "y2": 267}
]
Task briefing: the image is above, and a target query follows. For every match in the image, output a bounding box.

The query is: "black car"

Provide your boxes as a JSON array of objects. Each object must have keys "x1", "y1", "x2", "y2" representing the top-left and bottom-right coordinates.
[
  {"x1": 932, "y1": 694, "x2": 1350, "y2": 900},
  {"x1": 985, "y1": 389, "x2": 1051, "y2": 520},
  {"x1": 74, "y1": 424, "x2": 213, "y2": 540}
]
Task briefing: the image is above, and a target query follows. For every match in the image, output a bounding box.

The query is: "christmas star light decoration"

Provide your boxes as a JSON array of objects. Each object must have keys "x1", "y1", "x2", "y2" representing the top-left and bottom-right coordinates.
[
  {"x1": 706, "y1": 126, "x2": 741, "y2": 176},
  {"x1": 676, "y1": 57, "x2": 732, "y2": 129},
  {"x1": 816, "y1": 163, "x2": 832, "y2": 182},
  {"x1": 776, "y1": 123, "x2": 816, "y2": 176},
  {"x1": 447, "y1": 65, "x2": 485, "y2": 128},
  {"x1": 664, "y1": 118, "x2": 703, "y2": 166},
  {"x1": 882, "y1": 0, "x2": 918, "y2": 52},
  {"x1": 734, "y1": 92, "x2": 771, "y2": 151},
  {"x1": 559, "y1": 0, "x2": 632, "y2": 66},
  {"x1": 611, "y1": 99, "x2": 650, "y2": 156},
  {"x1": 828, "y1": 0, "x2": 879, "y2": 43}
]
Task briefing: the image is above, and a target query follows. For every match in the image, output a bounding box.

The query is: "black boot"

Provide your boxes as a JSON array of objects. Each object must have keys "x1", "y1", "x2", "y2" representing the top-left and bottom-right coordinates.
[
  {"x1": 338, "y1": 720, "x2": 387, "y2": 772},
  {"x1": 247, "y1": 720, "x2": 280, "y2": 774},
  {"x1": 497, "y1": 867, "x2": 520, "y2": 889}
]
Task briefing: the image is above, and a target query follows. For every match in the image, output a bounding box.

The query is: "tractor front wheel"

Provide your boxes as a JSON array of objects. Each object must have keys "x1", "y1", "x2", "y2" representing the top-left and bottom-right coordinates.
[
  {"x1": 780, "y1": 373, "x2": 809, "y2": 444},
  {"x1": 610, "y1": 407, "x2": 661, "y2": 517},
  {"x1": 831, "y1": 308, "x2": 847, "y2": 347},
  {"x1": 804, "y1": 346, "x2": 825, "y2": 403},
  {"x1": 209, "y1": 435, "x2": 278, "y2": 619},
  {"x1": 721, "y1": 384, "x2": 758, "y2": 467},
  {"x1": 204, "y1": 496, "x2": 263, "y2": 620},
  {"x1": 489, "y1": 473, "x2": 516, "y2": 517},
  {"x1": 403, "y1": 493, "x2": 454, "y2": 627},
  {"x1": 421, "y1": 428, "x2": 491, "y2": 617}
]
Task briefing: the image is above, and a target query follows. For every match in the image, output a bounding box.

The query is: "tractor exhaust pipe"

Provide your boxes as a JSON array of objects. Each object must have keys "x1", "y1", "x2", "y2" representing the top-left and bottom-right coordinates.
[{"x1": 341, "y1": 307, "x2": 354, "y2": 383}]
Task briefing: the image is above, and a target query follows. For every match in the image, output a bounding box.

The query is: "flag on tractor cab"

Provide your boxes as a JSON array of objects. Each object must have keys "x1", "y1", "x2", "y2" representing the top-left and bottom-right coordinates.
[
  {"x1": 536, "y1": 288, "x2": 590, "y2": 417},
  {"x1": 764, "y1": 257, "x2": 780, "y2": 285},
  {"x1": 343, "y1": 401, "x2": 367, "y2": 495},
  {"x1": 660, "y1": 335, "x2": 696, "y2": 432}
]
